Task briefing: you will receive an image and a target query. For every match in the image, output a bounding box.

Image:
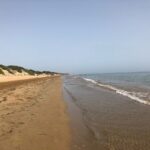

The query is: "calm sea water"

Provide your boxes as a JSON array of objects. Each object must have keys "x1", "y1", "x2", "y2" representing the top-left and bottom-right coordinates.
[
  {"x1": 80, "y1": 72, "x2": 150, "y2": 88},
  {"x1": 79, "y1": 72, "x2": 150, "y2": 104}
]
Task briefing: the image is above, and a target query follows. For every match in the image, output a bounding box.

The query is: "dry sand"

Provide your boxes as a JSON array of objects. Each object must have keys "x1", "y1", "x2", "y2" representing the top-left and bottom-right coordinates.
[
  {"x1": 0, "y1": 75, "x2": 49, "y2": 83},
  {"x1": 0, "y1": 76, "x2": 70, "y2": 150}
]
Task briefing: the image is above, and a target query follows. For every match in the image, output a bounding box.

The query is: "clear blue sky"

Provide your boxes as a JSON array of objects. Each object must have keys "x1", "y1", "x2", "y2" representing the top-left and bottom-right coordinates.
[{"x1": 0, "y1": 0, "x2": 150, "y2": 73}]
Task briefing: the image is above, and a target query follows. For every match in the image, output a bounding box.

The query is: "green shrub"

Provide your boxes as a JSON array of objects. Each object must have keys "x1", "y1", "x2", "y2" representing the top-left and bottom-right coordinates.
[
  {"x1": 0, "y1": 65, "x2": 13, "y2": 74},
  {"x1": 0, "y1": 68, "x2": 4, "y2": 75},
  {"x1": 26, "y1": 69, "x2": 36, "y2": 75},
  {"x1": 0, "y1": 64, "x2": 59, "y2": 76},
  {"x1": 8, "y1": 65, "x2": 24, "y2": 73}
]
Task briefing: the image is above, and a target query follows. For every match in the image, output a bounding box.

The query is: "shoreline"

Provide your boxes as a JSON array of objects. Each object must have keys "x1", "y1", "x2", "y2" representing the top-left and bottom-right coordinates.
[
  {"x1": 1, "y1": 74, "x2": 150, "y2": 150},
  {"x1": 64, "y1": 75, "x2": 150, "y2": 150},
  {"x1": 0, "y1": 76, "x2": 71, "y2": 150},
  {"x1": 83, "y1": 77, "x2": 150, "y2": 105}
]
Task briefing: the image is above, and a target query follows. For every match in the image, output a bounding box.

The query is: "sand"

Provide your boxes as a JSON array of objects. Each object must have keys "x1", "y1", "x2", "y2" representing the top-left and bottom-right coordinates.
[
  {"x1": 2, "y1": 74, "x2": 150, "y2": 150},
  {"x1": 0, "y1": 75, "x2": 50, "y2": 83},
  {"x1": 0, "y1": 76, "x2": 70, "y2": 150}
]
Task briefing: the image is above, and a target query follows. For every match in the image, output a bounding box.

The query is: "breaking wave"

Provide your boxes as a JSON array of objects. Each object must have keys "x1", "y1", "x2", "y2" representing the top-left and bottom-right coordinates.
[{"x1": 83, "y1": 78, "x2": 150, "y2": 106}]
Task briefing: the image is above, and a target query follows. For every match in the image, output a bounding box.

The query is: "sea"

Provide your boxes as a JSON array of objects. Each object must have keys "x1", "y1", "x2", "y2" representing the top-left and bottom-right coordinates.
[{"x1": 79, "y1": 72, "x2": 150, "y2": 105}]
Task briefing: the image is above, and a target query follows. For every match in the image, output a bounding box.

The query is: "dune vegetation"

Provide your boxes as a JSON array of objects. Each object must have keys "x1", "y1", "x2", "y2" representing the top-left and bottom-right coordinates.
[{"x1": 0, "y1": 64, "x2": 58, "y2": 76}]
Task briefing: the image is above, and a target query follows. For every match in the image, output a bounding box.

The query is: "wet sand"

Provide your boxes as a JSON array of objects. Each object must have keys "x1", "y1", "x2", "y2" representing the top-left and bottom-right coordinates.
[
  {"x1": 0, "y1": 76, "x2": 70, "y2": 150},
  {"x1": 63, "y1": 75, "x2": 150, "y2": 150}
]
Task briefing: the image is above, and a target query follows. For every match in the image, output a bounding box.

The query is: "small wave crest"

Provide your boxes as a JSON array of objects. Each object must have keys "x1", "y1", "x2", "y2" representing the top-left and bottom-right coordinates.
[{"x1": 83, "y1": 78, "x2": 150, "y2": 106}]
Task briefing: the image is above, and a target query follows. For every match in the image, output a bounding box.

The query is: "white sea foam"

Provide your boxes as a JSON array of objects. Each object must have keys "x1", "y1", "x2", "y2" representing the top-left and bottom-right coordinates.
[
  {"x1": 83, "y1": 78, "x2": 150, "y2": 106},
  {"x1": 84, "y1": 78, "x2": 98, "y2": 84}
]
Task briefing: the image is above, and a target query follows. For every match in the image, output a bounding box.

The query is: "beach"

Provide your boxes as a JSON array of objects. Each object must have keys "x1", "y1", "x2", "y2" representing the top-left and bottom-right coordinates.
[
  {"x1": 64, "y1": 75, "x2": 150, "y2": 150},
  {"x1": 1, "y1": 0, "x2": 149, "y2": 149},
  {"x1": 0, "y1": 76, "x2": 70, "y2": 150},
  {"x1": 0, "y1": 75, "x2": 50, "y2": 83},
  {"x1": 0, "y1": 74, "x2": 150, "y2": 150}
]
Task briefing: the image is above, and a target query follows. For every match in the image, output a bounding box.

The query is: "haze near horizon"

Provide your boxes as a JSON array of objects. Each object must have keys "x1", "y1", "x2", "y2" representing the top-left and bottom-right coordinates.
[{"x1": 0, "y1": 0, "x2": 150, "y2": 74}]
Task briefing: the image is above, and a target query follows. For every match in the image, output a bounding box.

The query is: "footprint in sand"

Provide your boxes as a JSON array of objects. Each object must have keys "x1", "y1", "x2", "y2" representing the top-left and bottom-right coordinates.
[{"x1": 0, "y1": 97, "x2": 7, "y2": 103}]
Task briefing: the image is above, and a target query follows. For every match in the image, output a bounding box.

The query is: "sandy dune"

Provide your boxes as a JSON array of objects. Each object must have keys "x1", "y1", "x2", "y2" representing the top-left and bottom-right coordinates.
[{"x1": 0, "y1": 75, "x2": 50, "y2": 83}]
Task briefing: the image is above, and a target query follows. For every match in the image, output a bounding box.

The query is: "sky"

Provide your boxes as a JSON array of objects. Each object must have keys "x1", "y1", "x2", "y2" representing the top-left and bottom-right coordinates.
[{"x1": 0, "y1": 0, "x2": 150, "y2": 74}]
